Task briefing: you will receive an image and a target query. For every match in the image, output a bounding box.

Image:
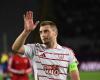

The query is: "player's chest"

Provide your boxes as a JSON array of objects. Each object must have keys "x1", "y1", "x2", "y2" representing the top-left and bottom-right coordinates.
[
  {"x1": 38, "y1": 49, "x2": 67, "y2": 58},
  {"x1": 37, "y1": 49, "x2": 69, "y2": 64}
]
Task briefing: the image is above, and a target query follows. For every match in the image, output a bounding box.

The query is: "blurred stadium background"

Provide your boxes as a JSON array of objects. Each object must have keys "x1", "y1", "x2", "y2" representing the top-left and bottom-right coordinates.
[{"x1": 0, "y1": 0, "x2": 100, "y2": 80}]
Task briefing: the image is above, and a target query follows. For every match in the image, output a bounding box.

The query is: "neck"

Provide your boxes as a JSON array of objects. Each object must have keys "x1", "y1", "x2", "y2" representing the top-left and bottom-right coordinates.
[{"x1": 45, "y1": 41, "x2": 58, "y2": 49}]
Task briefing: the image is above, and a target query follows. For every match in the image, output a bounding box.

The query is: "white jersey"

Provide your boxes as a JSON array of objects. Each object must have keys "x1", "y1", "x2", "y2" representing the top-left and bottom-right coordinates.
[{"x1": 24, "y1": 43, "x2": 77, "y2": 80}]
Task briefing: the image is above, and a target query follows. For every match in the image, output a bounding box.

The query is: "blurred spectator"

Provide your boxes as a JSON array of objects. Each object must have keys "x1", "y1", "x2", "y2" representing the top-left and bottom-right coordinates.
[
  {"x1": 0, "y1": 53, "x2": 9, "y2": 80},
  {"x1": 8, "y1": 53, "x2": 33, "y2": 80}
]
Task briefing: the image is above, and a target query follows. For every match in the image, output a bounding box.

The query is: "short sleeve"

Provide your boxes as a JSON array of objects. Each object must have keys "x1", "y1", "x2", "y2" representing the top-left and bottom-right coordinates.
[
  {"x1": 24, "y1": 44, "x2": 36, "y2": 59},
  {"x1": 68, "y1": 49, "x2": 78, "y2": 65}
]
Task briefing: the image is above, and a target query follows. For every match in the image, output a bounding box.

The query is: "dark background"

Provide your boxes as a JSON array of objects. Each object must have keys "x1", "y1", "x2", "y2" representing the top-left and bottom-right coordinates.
[{"x1": 0, "y1": 0, "x2": 100, "y2": 62}]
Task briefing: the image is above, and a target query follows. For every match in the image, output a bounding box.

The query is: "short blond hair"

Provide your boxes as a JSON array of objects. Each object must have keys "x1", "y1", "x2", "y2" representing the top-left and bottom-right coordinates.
[{"x1": 40, "y1": 21, "x2": 58, "y2": 35}]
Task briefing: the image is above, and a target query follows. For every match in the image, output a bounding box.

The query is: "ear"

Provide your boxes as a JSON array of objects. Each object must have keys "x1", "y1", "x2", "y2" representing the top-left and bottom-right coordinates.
[{"x1": 54, "y1": 31, "x2": 57, "y2": 37}]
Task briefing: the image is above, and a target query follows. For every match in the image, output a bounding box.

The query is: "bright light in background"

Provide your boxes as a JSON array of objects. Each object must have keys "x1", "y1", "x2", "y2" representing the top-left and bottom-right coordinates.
[{"x1": 80, "y1": 61, "x2": 100, "y2": 71}]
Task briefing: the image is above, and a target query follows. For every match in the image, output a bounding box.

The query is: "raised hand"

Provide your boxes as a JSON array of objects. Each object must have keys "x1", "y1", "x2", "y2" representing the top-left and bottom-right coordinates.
[{"x1": 24, "y1": 11, "x2": 39, "y2": 32}]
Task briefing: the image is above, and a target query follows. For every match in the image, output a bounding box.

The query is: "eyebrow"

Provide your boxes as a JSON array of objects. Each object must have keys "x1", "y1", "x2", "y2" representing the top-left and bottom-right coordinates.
[{"x1": 39, "y1": 29, "x2": 49, "y2": 33}]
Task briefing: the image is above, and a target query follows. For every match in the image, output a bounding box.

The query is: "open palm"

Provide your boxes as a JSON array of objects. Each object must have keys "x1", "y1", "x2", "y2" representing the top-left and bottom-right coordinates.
[{"x1": 24, "y1": 11, "x2": 39, "y2": 32}]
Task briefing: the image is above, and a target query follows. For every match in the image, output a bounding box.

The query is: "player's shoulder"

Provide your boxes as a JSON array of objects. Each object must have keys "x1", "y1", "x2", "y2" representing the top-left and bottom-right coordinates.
[
  {"x1": 25, "y1": 43, "x2": 45, "y2": 49},
  {"x1": 26, "y1": 43, "x2": 41, "y2": 46},
  {"x1": 61, "y1": 45, "x2": 74, "y2": 54},
  {"x1": 61, "y1": 45, "x2": 73, "y2": 51}
]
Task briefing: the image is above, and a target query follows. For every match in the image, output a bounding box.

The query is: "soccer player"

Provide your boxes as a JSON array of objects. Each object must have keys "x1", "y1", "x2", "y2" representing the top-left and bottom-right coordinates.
[
  {"x1": 8, "y1": 53, "x2": 32, "y2": 80},
  {"x1": 12, "y1": 11, "x2": 80, "y2": 80}
]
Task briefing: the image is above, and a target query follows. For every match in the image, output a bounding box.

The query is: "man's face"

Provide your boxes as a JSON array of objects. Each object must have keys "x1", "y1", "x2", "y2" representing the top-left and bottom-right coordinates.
[{"x1": 39, "y1": 25, "x2": 57, "y2": 44}]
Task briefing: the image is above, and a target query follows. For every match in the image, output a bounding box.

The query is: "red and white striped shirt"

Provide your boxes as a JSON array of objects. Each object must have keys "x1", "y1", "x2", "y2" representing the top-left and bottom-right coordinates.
[{"x1": 24, "y1": 43, "x2": 77, "y2": 80}]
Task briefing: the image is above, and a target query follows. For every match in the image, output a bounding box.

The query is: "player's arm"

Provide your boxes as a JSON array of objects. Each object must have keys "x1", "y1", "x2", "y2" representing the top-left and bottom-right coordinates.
[
  {"x1": 69, "y1": 62, "x2": 80, "y2": 80},
  {"x1": 12, "y1": 11, "x2": 39, "y2": 54},
  {"x1": 8, "y1": 57, "x2": 25, "y2": 74}
]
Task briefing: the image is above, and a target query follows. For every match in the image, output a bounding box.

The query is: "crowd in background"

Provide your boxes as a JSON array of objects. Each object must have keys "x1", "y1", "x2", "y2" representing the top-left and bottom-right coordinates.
[
  {"x1": 53, "y1": 0, "x2": 100, "y2": 62},
  {"x1": 0, "y1": 52, "x2": 34, "y2": 80}
]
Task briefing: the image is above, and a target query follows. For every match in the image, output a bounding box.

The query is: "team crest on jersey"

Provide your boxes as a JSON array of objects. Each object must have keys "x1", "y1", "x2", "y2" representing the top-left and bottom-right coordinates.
[{"x1": 58, "y1": 54, "x2": 64, "y2": 60}]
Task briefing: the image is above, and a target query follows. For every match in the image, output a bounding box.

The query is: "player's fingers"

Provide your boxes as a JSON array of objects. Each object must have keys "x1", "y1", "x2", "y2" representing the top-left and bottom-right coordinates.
[
  {"x1": 26, "y1": 11, "x2": 30, "y2": 19},
  {"x1": 34, "y1": 21, "x2": 40, "y2": 28},
  {"x1": 26, "y1": 11, "x2": 32, "y2": 19},
  {"x1": 23, "y1": 15, "x2": 26, "y2": 21},
  {"x1": 29, "y1": 11, "x2": 33, "y2": 19},
  {"x1": 35, "y1": 21, "x2": 40, "y2": 26}
]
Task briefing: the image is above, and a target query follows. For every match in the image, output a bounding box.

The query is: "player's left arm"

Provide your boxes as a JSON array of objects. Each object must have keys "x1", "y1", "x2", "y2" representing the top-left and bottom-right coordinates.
[
  {"x1": 68, "y1": 49, "x2": 80, "y2": 80},
  {"x1": 69, "y1": 62, "x2": 80, "y2": 80}
]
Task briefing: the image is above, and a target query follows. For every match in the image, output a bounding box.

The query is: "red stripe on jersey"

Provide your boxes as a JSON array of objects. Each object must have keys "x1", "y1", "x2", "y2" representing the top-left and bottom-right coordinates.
[
  {"x1": 38, "y1": 75, "x2": 62, "y2": 80},
  {"x1": 39, "y1": 57, "x2": 70, "y2": 62},
  {"x1": 36, "y1": 61, "x2": 68, "y2": 68},
  {"x1": 39, "y1": 50, "x2": 69, "y2": 55}
]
